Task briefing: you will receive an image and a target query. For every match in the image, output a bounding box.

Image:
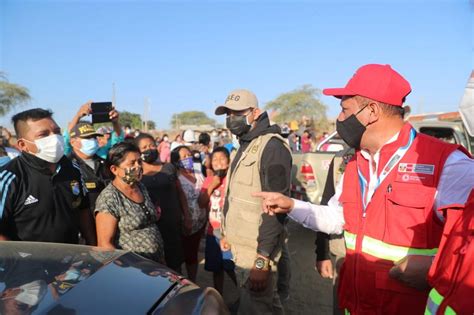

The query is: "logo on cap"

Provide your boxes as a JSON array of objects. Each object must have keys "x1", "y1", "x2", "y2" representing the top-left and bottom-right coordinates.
[
  {"x1": 226, "y1": 94, "x2": 241, "y2": 102},
  {"x1": 215, "y1": 89, "x2": 259, "y2": 115},
  {"x1": 70, "y1": 122, "x2": 99, "y2": 138}
]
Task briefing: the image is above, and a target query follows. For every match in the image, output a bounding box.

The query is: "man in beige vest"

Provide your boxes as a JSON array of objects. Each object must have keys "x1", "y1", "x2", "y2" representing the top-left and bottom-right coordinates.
[{"x1": 215, "y1": 89, "x2": 292, "y2": 314}]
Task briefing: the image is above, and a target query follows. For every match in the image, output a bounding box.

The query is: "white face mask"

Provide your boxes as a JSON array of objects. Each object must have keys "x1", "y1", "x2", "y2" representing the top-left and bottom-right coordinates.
[
  {"x1": 15, "y1": 280, "x2": 47, "y2": 306},
  {"x1": 25, "y1": 134, "x2": 65, "y2": 163}
]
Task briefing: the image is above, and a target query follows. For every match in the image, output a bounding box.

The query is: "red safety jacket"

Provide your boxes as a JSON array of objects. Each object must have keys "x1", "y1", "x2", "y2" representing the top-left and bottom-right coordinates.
[
  {"x1": 338, "y1": 123, "x2": 464, "y2": 314},
  {"x1": 425, "y1": 189, "x2": 474, "y2": 315}
]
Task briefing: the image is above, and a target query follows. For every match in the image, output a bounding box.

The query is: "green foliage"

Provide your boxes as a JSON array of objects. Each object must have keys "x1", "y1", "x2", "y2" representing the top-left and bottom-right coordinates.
[
  {"x1": 119, "y1": 111, "x2": 142, "y2": 129},
  {"x1": 116, "y1": 111, "x2": 155, "y2": 131},
  {"x1": 0, "y1": 72, "x2": 30, "y2": 116},
  {"x1": 170, "y1": 111, "x2": 216, "y2": 128},
  {"x1": 265, "y1": 84, "x2": 328, "y2": 126},
  {"x1": 146, "y1": 120, "x2": 156, "y2": 130}
]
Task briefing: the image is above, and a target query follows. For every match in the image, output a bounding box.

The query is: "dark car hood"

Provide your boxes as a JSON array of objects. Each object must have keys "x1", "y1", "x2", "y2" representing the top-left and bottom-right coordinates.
[{"x1": 0, "y1": 242, "x2": 196, "y2": 314}]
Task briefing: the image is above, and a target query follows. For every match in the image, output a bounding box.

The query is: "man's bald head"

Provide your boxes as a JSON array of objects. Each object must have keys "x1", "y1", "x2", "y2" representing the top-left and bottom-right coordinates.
[{"x1": 12, "y1": 108, "x2": 54, "y2": 138}]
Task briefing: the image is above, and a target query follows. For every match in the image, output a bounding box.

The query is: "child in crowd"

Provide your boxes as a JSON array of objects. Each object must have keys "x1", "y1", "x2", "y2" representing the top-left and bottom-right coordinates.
[{"x1": 198, "y1": 147, "x2": 237, "y2": 294}]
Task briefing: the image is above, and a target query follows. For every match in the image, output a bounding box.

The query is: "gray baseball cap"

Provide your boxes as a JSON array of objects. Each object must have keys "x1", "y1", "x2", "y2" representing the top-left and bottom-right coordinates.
[{"x1": 215, "y1": 89, "x2": 259, "y2": 115}]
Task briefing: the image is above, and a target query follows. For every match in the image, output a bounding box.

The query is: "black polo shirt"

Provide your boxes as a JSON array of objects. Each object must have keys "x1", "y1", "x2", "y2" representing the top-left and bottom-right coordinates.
[
  {"x1": 0, "y1": 152, "x2": 89, "y2": 243},
  {"x1": 67, "y1": 151, "x2": 111, "y2": 212}
]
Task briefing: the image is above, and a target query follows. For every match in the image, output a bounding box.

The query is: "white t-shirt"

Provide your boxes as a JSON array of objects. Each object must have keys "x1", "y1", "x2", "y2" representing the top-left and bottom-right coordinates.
[{"x1": 178, "y1": 173, "x2": 207, "y2": 235}]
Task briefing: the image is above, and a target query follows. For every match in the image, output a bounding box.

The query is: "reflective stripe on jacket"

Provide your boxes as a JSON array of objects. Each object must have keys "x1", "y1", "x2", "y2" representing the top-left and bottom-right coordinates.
[{"x1": 338, "y1": 123, "x2": 462, "y2": 315}]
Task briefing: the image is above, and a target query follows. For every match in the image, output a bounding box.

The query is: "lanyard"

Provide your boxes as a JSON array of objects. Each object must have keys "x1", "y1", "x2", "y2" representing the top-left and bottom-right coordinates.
[{"x1": 357, "y1": 128, "x2": 417, "y2": 211}]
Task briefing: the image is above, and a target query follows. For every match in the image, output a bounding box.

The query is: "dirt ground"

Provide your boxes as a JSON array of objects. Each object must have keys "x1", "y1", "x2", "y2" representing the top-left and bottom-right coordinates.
[{"x1": 194, "y1": 220, "x2": 334, "y2": 315}]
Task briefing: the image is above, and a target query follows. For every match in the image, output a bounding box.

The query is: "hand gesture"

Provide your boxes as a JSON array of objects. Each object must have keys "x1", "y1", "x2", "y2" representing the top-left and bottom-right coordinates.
[
  {"x1": 109, "y1": 109, "x2": 119, "y2": 122},
  {"x1": 316, "y1": 259, "x2": 334, "y2": 279},
  {"x1": 210, "y1": 175, "x2": 221, "y2": 190},
  {"x1": 249, "y1": 265, "x2": 271, "y2": 292},
  {"x1": 220, "y1": 237, "x2": 230, "y2": 251},
  {"x1": 77, "y1": 101, "x2": 92, "y2": 118},
  {"x1": 252, "y1": 191, "x2": 294, "y2": 216},
  {"x1": 389, "y1": 255, "x2": 432, "y2": 291}
]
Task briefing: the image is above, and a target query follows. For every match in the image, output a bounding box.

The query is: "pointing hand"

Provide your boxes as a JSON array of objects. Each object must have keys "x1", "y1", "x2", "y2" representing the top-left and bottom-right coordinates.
[{"x1": 252, "y1": 191, "x2": 294, "y2": 216}]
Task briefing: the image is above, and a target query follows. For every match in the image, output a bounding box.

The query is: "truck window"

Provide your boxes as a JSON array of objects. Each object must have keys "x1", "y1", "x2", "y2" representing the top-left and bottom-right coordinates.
[
  {"x1": 468, "y1": 135, "x2": 474, "y2": 152},
  {"x1": 419, "y1": 127, "x2": 457, "y2": 144}
]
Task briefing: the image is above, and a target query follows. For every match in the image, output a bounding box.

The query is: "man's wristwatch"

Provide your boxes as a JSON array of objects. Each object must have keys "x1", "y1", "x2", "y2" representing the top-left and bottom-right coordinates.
[{"x1": 254, "y1": 257, "x2": 270, "y2": 270}]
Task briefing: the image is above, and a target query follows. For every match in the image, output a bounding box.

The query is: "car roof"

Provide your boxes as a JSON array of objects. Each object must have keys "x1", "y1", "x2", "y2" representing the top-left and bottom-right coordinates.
[{"x1": 0, "y1": 242, "x2": 195, "y2": 314}]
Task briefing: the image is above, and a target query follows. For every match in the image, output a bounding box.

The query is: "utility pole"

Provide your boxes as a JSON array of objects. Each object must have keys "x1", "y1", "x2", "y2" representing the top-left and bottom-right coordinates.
[
  {"x1": 112, "y1": 82, "x2": 116, "y2": 108},
  {"x1": 213, "y1": 100, "x2": 218, "y2": 129},
  {"x1": 143, "y1": 97, "x2": 151, "y2": 132},
  {"x1": 417, "y1": 97, "x2": 424, "y2": 115}
]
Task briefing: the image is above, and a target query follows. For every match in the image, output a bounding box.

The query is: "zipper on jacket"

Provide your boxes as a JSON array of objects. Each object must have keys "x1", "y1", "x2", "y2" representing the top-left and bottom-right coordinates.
[
  {"x1": 353, "y1": 183, "x2": 393, "y2": 312},
  {"x1": 353, "y1": 184, "x2": 369, "y2": 312},
  {"x1": 230, "y1": 196, "x2": 259, "y2": 206}
]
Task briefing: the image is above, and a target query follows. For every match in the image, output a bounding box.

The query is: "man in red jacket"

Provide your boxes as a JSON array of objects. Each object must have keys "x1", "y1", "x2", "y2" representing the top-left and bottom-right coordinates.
[
  {"x1": 254, "y1": 64, "x2": 474, "y2": 314},
  {"x1": 425, "y1": 189, "x2": 474, "y2": 314}
]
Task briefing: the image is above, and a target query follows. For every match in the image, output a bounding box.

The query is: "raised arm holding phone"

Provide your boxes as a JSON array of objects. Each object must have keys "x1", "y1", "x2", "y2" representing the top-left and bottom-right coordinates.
[
  {"x1": 68, "y1": 101, "x2": 120, "y2": 135},
  {"x1": 65, "y1": 101, "x2": 123, "y2": 158}
]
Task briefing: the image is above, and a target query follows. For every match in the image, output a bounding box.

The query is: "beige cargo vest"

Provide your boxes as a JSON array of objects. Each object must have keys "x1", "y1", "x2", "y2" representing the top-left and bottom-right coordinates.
[
  {"x1": 327, "y1": 152, "x2": 349, "y2": 257},
  {"x1": 224, "y1": 133, "x2": 290, "y2": 262}
]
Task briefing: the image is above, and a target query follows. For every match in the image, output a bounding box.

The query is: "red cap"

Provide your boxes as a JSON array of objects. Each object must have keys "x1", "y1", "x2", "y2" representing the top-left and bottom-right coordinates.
[{"x1": 323, "y1": 64, "x2": 411, "y2": 106}]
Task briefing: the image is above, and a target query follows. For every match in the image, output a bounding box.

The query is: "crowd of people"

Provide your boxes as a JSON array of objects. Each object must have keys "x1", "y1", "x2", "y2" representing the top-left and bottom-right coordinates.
[{"x1": 0, "y1": 63, "x2": 473, "y2": 315}]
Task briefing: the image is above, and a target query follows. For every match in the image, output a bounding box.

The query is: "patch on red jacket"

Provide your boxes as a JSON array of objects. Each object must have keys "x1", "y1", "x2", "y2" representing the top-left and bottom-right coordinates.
[
  {"x1": 396, "y1": 172, "x2": 434, "y2": 185},
  {"x1": 396, "y1": 163, "x2": 435, "y2": 185},
  {"x1": 398, "y1": 163, "x2": 435, "y2": 175}
]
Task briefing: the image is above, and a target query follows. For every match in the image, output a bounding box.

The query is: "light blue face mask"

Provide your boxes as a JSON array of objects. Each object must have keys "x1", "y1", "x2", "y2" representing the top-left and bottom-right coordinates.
[
  {"x1": 231, "y1": 134, "x2": 240, "y2": 150},
  {"x1": 0, "y1": 156, "x2": 11, "y2": 167},
  {"x1": 80, "y1": 138, "x2": 99, "y2": 156}
]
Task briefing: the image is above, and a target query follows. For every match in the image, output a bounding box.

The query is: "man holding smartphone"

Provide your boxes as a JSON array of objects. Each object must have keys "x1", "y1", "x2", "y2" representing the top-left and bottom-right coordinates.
[
  {"x1": 68, "y1": 121, "x2": 111, "y2": 213},
  {"x1": 63, "y1": 101, "x2": 124, "y2": 159}
]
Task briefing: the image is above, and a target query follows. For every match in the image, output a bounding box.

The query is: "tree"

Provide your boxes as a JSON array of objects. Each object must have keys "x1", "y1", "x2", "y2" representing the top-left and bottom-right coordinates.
[
  {"x1": 145, "y1": 120, "x2": 156, "y2": 130},
  {"x1": 0, "y1": 72, "x2": 30, "y2": 116},
  {"x1": 265, "y1": 85, "x2": 328, "y2": 130},
  {"x1": 119, "y1": 111, "x2": 142, "y2": 129},
  {"x1": 170, "y1": 111, "x2": 216, "y2": 129}
]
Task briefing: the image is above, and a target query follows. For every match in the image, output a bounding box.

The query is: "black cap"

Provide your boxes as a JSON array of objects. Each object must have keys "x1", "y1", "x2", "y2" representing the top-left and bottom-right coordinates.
[{"x1": 70, "y1": 122, "x2": 100, "y2": 138}]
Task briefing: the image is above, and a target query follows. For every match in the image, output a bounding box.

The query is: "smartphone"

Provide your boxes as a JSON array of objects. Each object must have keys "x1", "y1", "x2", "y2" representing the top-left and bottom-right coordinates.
[{"x1": 91, "y1": 102, "x2": 113, "y2": 124}]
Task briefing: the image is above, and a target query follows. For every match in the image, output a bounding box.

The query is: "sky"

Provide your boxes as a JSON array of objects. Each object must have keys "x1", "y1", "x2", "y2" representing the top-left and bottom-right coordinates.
[{"x1": 0, "y1": 0, "x2": 473, "y2": 130}]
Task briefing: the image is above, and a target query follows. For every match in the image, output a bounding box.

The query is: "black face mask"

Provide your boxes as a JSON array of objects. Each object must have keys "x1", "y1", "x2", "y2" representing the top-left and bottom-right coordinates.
[
  {"x1": 214, "y1": 169, "x2": 227, "y2": 178},
  {"x1": 226, "y1": 113, "x2": 251, "y2": 136},
  {"x1": 336, "y1": 105, "x2": 368, "y2": 149},
  {"x1": 141, "y1": 149, "x2": 159, "y2": 163}
]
